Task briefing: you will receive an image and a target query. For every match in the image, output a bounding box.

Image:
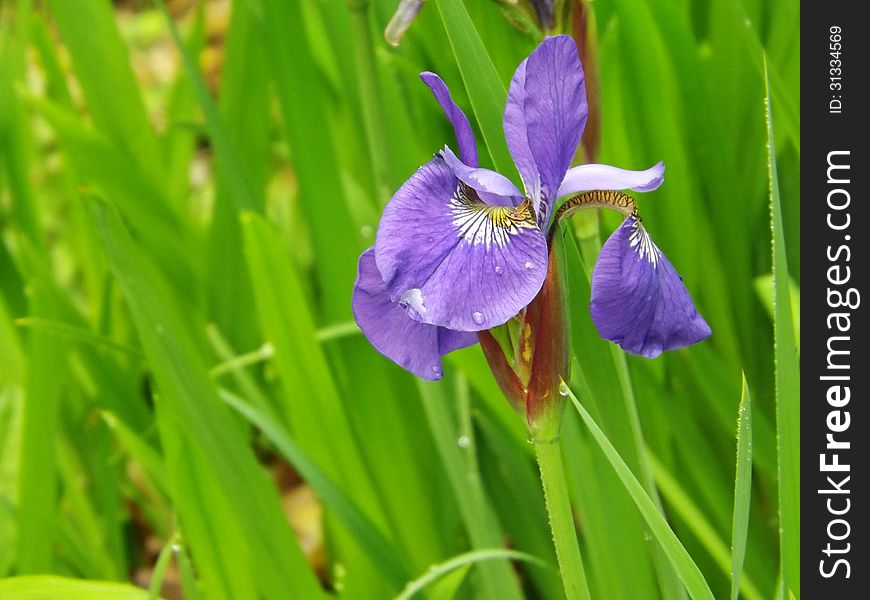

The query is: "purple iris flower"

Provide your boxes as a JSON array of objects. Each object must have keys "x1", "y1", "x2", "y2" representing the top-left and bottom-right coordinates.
[{"x1": 352, "y1": 35, "x2": 710, "y2": 381}]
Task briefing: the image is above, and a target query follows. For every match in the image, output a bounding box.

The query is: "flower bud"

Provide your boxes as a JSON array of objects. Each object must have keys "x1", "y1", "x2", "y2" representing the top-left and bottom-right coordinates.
[{"x1": 478, "y1": 232, "x2": 570, "y2": 433}]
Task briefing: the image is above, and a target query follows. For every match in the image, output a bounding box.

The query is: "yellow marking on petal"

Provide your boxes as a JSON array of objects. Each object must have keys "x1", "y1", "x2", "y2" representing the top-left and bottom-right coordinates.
[
  {"x1": 451, "y1": 184, "x2": 538, "y2": 248},
  {"x1": 554, "y1": 189, "x2": 637, "y2": 223}
]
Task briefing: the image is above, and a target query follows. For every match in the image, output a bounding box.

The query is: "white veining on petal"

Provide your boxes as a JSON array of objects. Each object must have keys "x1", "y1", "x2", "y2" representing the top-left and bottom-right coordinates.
[
  {"x1": 449, "y1": 184, "x2": 537, "y2": 249},
  {"x1": 628, "y1": 218, "x2": 661, "y2": 267}
]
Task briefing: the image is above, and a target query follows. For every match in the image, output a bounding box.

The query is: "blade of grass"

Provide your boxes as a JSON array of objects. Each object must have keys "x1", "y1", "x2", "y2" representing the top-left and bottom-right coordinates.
[
  {"x1": 565, "y1": 383, "x2": 715, "y2": 600},
  {"x1": 256, "y1": 0, "x2": 362, "y2": 321},
  {"x1": 433, "y1": 0, "x2": 514, "y2": 176},
  {"x1": 753, "y1": 274, "x2": 801, "y2": 354},
  {"x1": 647, "y1": 454, "x2": 763, "y2": 600},
  {"x1": 153, "y1": 0, "x2": 257, "y2": 212},
  {"x1": 731, "y1": 374, "x2": 754, "y2": 600},
  {"x1": 16, "y1": 247, "x2": 68, "y2": 573},
  {"x1": 418, "y1": 379, "x2": 524, "y2": 600},
  {"x1": 240, "y1": 212, "x2": 386, "y2": 517},
  {"x1": 29, "y1": 97, "x2": 193, "y2": 287},
  {"x1": 396, "y1": 549, "x2": 546, "y2": 600},
  {"x1": 88, "y1": 197, "x2": 326, "y2": 600},
  {"x1": 44, "y1": 0, "x2": 163, "y2": 181},
  {"x1": 0, "y1": 576, "x2": 156, "y2": 600},
  {"x1": 148, "y1": 533, "x2": 178, "y2": 600},
  {"x1": 14, "y1": 317, "x2": 141, "y2": 358},
  {"x1": 765, "y1": 59, "x2": 799, "y2": 599},
  {"x1": 204, "y1": 0, "x2": 270, "y2": 352},
  {"x1": 217, "y1": 386, "x2": 411, "y2": 589},
  {"x1": 563, "y1": 228, "x2": 683, "y2": 600},
  {"x1": 54, "y1": 434, "x2": 123, "y2": 579}
]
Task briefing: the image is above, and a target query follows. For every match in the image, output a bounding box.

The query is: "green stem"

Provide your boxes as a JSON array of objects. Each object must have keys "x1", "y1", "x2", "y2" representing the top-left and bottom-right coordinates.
[{"x1": 532, "y1": 418, "x2": 592, "y2": 600}]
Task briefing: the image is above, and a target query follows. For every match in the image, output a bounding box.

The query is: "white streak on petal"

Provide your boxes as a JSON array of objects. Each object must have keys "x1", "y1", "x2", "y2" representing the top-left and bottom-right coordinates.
[{"x1": 628, "y1": 218, "x2": 661, "y2": 267}]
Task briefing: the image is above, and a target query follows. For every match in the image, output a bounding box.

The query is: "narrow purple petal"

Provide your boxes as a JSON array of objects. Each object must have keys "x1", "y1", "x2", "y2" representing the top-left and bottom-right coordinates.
[
  {"x1": 440, "y1": 146, "x2": 523, "y2": 207},
  {"x1": 352, "y1": 248, "x2": 476, "y2": 380},
  {"x1": 557, "y1": 161, "x2": 665, "y2": 198},
  {"x1": 375, "y1": 157, "x2": 548, "y2": 331},
  {"x1": 504, "y1": 35, "x2": 587, "y2": 225},
  {"x1": 420, "y1": 72, "x2": 479, "y2": 167},
  {"x1": 590, "y1": 217, "x2": 711, "y2": 358},
  {"x1": 503, "y1": 58, "x2": 540, "y2": 201}
]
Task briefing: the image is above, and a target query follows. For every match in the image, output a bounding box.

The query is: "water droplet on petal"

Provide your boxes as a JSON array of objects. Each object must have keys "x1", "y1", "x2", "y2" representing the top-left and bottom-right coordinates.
[
  {"x1": 524, "y1": 261, "x2": 534, "y2": 270},
  {"x1": 494, "y1": 265, "x2": 503, "y2": 274},
  {"x1": 431, "y1": 364, "x2": 442, "y2": 376},
  {"x1": 457, "y1": 435, "x2": 470, "y2": 448},
  {"x1": 472, "y1": 311, "x2": 485, "y2": 325}
]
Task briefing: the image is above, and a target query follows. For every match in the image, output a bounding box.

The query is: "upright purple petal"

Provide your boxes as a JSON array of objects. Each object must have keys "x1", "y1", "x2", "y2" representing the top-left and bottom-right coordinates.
[
  {"x1": 590, "y1": 217, "x2": 711, "y2": 358},
  {"x1": 352, "y1": 249, "x2": 476, "y2": 380},
  {"x1": 504, "y1": 35, "x2": 587, "y2": 225},
  {"x1": 503, "y1": 58, "x2": 540, "y2": 201},
  {"x1": 557, "y1": 162, "x2": 665, "y2": 198},
  {"x1": 375, "y1": 157, "x2": 549, "y2": 331},
  {"x1": 420, "y1": 72, "x2": 479, "y2": 167},
  {"x1": 440, "y1": 146, "x2": 523, "y2": 207}
]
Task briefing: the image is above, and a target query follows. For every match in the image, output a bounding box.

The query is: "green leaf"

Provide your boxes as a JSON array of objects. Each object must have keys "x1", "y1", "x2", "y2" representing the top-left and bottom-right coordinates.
[
  {"x1": 765, "y1": 59, "x2": 800, "y2": 599},
  {"x1": 44, "y1": 0, "x2": 163, "y2": 182},
  {"x1": 16, "y1": 245, "x2": 68, "y2": 573},
  {"x1": 88, "y1": 198, "x2": 326, "y2": 600},
  {"x1": 647, "y1": 453, "x2": 763, "y2": 600},
  {"x1": 753, "y1": 274, "x2": 801, "y2": 353},
  {"x1": 418, "y1": 380, "x2": 525, "y2": 600},
  {"x1": 566, "y1": 384, "x2": 715, "y2": 600},
  {"x1": 0, "y1": 575, "x2": 156, "y2": 600},
  {"x1": 731, "y1": 374, "x2": 754, "y2": 600},
  {"x1": 217, "y1": 387, "x2": 411, "y2": 589},
  {"x1": 395, "y1": 549, "x2": 546, "y2": 600},
  {"x1": 434, "y1": 0, "x2": 515, "y2": 176},
  {"x1": 255, "y1": 0, "x2": 362, "y2": 321}
]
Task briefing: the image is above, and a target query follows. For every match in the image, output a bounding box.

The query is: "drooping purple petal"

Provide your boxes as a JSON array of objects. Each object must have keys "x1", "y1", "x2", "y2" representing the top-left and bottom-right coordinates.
[
  {"x1": 420, "y1": 72, "x2": 479, "y2": 167},
  {"x1": 352, "y1": 248, "x2": 476, "y2": 380},
  {"x1": 438, "y1": 328, "x2": 478, "y2": 355},
  {"x1": 557, "y1": 161, "x2": 665, "y2": 198},
  {"x1": 590, "y1": 217, "x2": 711, "y2": 358},
  {"x1": 504, "y1": 35, "x2": 587, "y2": 225},
  {"x1": 375, "y1": 157, "x2": 548, "y2": 332},
  {"x1": 440, "y1": 146, "x2": 523, "y2": 207}
]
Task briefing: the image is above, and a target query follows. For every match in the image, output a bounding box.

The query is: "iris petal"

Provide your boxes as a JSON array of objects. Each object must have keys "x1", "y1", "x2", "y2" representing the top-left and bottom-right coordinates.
[
  {"x1": 504, "y1": 35, "x2": 587, "y2": 225},
  {"x1": 440, "y1": 146, "x2": 523, "y2": 207},
  {"x1": 352, "y1": 248, "x2": 476, "y2": 380},
  {"x1": 420, "y1": 72, "x2": 479, "y2": 167},
  {"x1": 375, "y1": 157, "x2": 549, "y2": 331},
  {"x1": 590, "y1": 217, "x2": 711, "y2": 357},
  {"x1": 503, "y1": 58, "x2": 540, "y2": 201},
  {"x1": 557, "y1": 162, "x2": 665, "y2": 198}
]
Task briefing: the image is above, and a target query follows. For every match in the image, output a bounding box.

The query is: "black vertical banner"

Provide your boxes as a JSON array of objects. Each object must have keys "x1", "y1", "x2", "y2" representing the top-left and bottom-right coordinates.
[{"x1": 802, "y1": 2, "x2": 868, "y2": 597}]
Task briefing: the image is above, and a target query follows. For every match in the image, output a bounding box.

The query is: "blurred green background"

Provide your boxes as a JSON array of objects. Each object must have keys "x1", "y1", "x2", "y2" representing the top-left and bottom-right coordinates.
[{"x1": 0, "y1": 0, "x2": 798, "y2": 598}]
